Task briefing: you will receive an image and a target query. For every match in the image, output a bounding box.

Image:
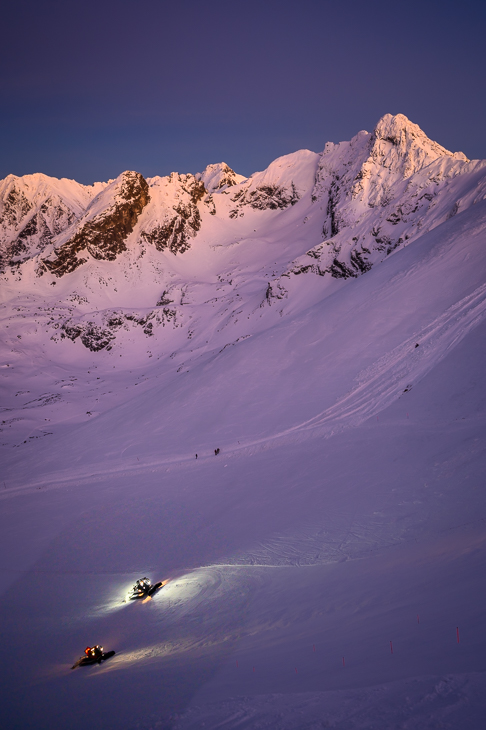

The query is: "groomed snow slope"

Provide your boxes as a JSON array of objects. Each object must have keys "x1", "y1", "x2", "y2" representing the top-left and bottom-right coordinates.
[{"x1": 1, "y1": 117, "x2": 486, "y2": 729}]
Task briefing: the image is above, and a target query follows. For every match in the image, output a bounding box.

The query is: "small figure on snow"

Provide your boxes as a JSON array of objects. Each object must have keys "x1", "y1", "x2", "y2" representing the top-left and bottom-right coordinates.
[{"x1": 214, "y1": 448, "x2": 220, "y2": 455}]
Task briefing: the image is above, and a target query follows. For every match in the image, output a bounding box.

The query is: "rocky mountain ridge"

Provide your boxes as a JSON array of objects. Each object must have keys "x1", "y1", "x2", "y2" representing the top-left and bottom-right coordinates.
[
  {"x1": 1, "y1": 113, "x2": 485, "y2": 360},
  {"x1": 1, "y1": 115, "x2": 482, "y2": 279}
]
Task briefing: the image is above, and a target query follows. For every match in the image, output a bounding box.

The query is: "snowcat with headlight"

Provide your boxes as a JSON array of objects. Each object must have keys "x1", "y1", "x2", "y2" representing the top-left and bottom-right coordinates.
[
  {"x1": 128, "y1": 576, "x2": 163, "y2": 600},
  {"x1": 71, "y1": 645, "x2": 115, "y2": 669}
]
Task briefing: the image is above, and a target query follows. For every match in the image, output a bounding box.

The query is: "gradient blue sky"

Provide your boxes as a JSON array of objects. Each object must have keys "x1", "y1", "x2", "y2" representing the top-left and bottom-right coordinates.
[{"x1": 1, "y1": 0, "x2": 485, "y2": 184}]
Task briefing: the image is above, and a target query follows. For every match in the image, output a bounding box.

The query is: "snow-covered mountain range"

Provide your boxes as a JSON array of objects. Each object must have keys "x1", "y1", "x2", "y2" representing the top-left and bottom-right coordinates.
[
  {"x1": 1, "y1": 114, "x2": 486, "y2": 729},
  {"x1": 1, "y1": 113, "x2": 485, "y2": 361}
]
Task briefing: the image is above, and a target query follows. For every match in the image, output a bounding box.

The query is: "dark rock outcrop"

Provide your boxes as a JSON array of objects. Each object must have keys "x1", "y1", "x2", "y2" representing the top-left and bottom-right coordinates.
[
  {"x1": 43, "y1": 171, "x2": 150, "y2": 276},
  {"x1": 1, "y1": 186, "x2": 32, "y2": 228},
  {"x1": 59, "y1": 306, "x2": 180, "y2": 351},
  {"x1": 61, "y1": 322, "x2": 115, "y2": 351},
  {"x1": 230, "y1": 183, "x2": 299, "y2": 218}
]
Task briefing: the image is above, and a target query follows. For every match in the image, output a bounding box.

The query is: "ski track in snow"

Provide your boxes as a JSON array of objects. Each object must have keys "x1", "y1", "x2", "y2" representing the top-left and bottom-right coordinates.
[{"x1": 271, "y1": 282, "x2": 486, "y2": 441}]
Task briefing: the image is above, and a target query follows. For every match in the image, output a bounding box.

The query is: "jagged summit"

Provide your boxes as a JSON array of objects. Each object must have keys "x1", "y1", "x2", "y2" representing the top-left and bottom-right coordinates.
[
  {"x1": 374, "y1": 113, "x2": 468, "y2": 162},
  {"x1": 297, "y1": 112, "x2": 482, "y2": 281},
  {"x1": 370, "y1": 113, "x2": 468, "y2": 177}
]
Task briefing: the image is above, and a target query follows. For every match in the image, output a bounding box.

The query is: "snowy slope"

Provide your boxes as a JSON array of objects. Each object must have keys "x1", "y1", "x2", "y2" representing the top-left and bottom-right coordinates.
[{"x1": 1, "y1": 114, "x2": 486, "y2": 729}]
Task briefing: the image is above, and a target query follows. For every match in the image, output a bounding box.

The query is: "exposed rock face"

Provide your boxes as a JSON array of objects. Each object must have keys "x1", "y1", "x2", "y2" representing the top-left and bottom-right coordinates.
[
  {"x1": 229, "y1": 183, "x2": 299, "y2": 217},
  {"x1": 260, "y1": 115, "x2": 483, "y2": 300},
  {"x1": 59, "y1": 306, "x2": 180, "y2": 351},
  {"x1": 1, "y1": 186, "x2": 32, "y2": 227},
  {"x1": 61, "y1": 322, "x2": 115, "y2": 352},
  {"x1": 140, "y1": 173, "x2": 206, "y2": 254},
  {"x1": 42, "y1": 171, "x2": 150, "y2": 276}
]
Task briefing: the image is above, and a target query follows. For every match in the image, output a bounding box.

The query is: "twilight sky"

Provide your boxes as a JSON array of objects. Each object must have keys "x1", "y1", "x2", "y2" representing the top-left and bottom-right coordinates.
[{"x1": 1, "y1": 0, "x2": 485, "y2": 184}]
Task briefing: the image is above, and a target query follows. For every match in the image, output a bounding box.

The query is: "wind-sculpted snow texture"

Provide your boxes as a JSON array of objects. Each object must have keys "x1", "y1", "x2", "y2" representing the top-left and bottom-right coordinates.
[{"x1": 1, "y1": 115, "x2": 486, "y2": 729}]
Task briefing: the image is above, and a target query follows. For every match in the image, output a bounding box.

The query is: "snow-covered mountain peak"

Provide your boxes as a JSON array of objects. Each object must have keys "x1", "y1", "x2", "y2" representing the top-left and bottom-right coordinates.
[
  {"x1": 280, "y1": 115, "x2": 485, "y2": 285},
  {"x1": 369, "y1": 113, "x2": 468, "y2": 179},
  {"x1": 248, "y1": 149, "x2": 318, "y2": 190},
  {"x1": 224, "y1": 149, "x2": 319, "y2": 219},
  {"x1": 196, "y1": 162, "x2": 246, "y2": 192}
]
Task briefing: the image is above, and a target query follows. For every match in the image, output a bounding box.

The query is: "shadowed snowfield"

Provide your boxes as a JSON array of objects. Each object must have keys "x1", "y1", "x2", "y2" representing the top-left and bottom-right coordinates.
[{"x1": 1, "y1": 116, "x2": 486, "y2": 728}]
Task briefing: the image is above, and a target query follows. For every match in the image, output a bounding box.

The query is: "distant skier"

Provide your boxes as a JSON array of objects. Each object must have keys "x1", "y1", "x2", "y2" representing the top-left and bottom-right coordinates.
[
  {"x1": 195, "y1": 453, "x2": 198, "y2": 459},
  {"x1": 215, "y1": 448, "x2": 220, "y2": 455}
]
